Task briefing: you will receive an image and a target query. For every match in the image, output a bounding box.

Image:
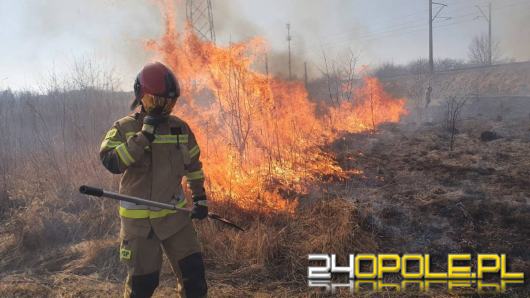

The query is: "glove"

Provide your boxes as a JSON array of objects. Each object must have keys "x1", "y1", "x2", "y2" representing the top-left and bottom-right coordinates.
[
  {"x1": 141, "y1": 115, "x2": 167, "y2": 142},
  {"x1": 190, "y1": 195, "x2": 208, "y2": 220}
]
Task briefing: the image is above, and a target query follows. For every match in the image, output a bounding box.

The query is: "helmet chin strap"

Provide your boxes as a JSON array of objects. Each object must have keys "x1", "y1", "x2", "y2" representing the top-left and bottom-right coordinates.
[{"x1": 139, "y1": 104, "x2": 171, "y2": 119}]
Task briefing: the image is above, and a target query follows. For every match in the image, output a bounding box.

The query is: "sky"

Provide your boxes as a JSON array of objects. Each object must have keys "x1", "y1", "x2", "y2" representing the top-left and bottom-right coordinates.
[{"x1": 1, "y1": 0, "x2": 529, "y2": 91}]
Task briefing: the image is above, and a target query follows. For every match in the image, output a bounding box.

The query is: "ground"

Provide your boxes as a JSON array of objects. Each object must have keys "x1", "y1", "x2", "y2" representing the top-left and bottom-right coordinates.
[
  {"x1": 0, "y1": 118, "x2": 529, "y2": 297},
  {"x1": 333, "y1": 119, "x2": 529, "y2": 260}
]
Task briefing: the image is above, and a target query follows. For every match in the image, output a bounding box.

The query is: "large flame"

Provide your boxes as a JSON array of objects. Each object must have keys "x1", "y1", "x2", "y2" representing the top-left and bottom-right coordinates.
[{"x1": 145, "y1": 1, "x2": 407, "y2": 212}]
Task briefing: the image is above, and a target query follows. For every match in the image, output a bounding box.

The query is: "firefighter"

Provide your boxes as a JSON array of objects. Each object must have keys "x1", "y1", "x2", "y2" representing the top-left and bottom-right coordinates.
[{"x1": 99, "y1": 62, "x2": 208, "y2": 298}]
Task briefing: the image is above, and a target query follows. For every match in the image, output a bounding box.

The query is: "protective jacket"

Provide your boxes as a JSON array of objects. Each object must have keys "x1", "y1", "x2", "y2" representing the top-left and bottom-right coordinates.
[{"x1": 99, "y1": 113, "x2": 205, "y2": 240}]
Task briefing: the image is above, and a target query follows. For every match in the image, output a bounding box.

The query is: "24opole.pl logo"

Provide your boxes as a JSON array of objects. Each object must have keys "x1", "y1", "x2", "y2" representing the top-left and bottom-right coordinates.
[{"x1": 307, "y1": 253, "x2": 525, "y2": 294}]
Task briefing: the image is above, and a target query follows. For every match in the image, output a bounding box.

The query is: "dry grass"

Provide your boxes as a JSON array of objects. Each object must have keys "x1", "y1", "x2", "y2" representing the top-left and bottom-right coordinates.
[
  {"x1": 0, "y1": 88, "x2": 377, "y2": 295},
  {"x1": 0, "y1": 165, "x2": 375, "y2": 297},
  {"x1": 199, "y1": 198, "x2": 377, "y2": 293},
  {"x1": 1, "y1": 87, "x2": 529, "y2": 297}
]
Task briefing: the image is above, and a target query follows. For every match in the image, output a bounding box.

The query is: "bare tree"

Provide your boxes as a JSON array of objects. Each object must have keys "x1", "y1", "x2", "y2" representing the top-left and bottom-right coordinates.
[
  {"x1": 318, "y1": 49, "x2": 359, "y2": 106},
  {"x1": 339, "y1": 49, "x2": 358, "y2": 103},
  {"x1": 369, "y1": 84, "x2": 376, "y2": 132},
  {"x1": 468, "y1": 34, "x2": 500, "y2": 65},
  {"x1": 214, "y1": 48, "x2": 260, "y2": 164},
  {"x1": 320, "y1": 50, "x2": 337, "y2": 106}
]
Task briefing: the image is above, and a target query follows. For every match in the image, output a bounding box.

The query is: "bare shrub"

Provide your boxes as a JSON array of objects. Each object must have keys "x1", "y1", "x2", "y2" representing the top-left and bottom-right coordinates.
[{"x1": 444, "y1": 96, "x2": 468, "y2": 151}]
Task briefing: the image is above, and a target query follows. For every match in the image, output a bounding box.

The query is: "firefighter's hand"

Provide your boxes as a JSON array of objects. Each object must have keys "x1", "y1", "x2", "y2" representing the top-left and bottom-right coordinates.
[
  {"x1": 141, "y1": 115, "x2": 166, "y2": 142},
  {"x1": 190, "y1": 196, "x2": 208, "y2": 220}
]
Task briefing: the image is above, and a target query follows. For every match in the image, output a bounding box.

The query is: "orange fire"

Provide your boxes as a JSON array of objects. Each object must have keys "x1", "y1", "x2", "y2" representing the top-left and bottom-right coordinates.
[
  {"x1": 146, "y1": 1, "x2": 407, "y2": 213},
  {"x1": 328, "y1": 77, "x2": 407, "y2": 133}
]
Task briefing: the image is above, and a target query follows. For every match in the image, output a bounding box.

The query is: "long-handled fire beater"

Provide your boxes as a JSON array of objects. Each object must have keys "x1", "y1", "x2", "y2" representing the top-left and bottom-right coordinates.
[{"x1": 79, "y1": 185, "x2": 245, "y2": 231}]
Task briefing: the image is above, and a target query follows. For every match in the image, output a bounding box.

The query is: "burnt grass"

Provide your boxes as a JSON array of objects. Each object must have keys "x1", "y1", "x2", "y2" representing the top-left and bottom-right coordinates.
[{"x1": 328, "y1": 119, "x2": 530, "y2": 295}]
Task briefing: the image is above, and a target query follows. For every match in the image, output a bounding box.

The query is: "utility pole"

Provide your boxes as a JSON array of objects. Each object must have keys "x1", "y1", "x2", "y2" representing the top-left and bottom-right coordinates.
[
  {"x1": 426, "y1": 1, "x2": 449, "y2": 107},
  {"x1": 186, "y1": 0, "x2": 216, "y2": 43},
  {"x1": 489, "y1": 2, "x2": 492, "y2": 65},
  {"x1": 488, "y1": 2, "x2": 493, "y2": 65},
  {"x1": 286, "y1": 23, "x2": 292, "y2": 80},
  {"x1": 265, "y1": 54, "x2": 269, "y2": 76},
  {"x1": 429, "y1": 0, "x2": 433, "y2": 77},
  {"x1": 476, "y1": 3, "x2": 492, "y2": 65},
  {"x1": 304, "y1": 61, "x2": 308, "y2": 88}
]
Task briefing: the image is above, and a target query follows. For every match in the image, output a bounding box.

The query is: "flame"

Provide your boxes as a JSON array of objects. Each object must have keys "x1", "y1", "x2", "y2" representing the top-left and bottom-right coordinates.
[
  {"x1": 145, "y1": 1, "x2": 407, "y2": 213},
  {"x1": 328, "y1": 77, "x2": 408, "y2": 132}
]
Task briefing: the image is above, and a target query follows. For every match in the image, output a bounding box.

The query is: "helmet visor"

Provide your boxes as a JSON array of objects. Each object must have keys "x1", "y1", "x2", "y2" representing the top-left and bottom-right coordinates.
[{"x1": 141, "y1": 94, "x2": 177, "y2": 115}]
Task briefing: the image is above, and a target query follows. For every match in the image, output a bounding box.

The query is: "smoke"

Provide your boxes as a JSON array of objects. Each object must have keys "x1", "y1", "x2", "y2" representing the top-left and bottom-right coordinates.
[
  {"x1": 209, "y1": 1, "x2": 261, "y2": 40},
  {"x1": 3, "y1": 0, "x2": 162, "y2": 90},
  {"x1": 207, "y1": 0, "x2": 365, "y2": 79},
  {"x1": 497, "y1": 3, "x2": 530, "y2": 61},
  {"x1": 3, "y1": 0, "x2": 529, "y2": 91}
]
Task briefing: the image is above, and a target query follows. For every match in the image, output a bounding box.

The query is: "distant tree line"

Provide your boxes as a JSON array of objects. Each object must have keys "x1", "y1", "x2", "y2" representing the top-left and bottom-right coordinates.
[{"x1": 374, "y1": 34, "x2": 514, "y2": 79}]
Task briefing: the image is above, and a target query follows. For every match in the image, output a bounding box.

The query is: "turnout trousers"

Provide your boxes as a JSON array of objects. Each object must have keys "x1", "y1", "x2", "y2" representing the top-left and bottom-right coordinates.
[{"x1": 120, "y1": 223, "x2": 207, "y2": 298}]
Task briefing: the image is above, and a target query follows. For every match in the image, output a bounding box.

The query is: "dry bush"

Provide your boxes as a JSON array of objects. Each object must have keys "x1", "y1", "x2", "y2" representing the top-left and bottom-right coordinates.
[{"x1": 197, "y1": 198, "x2": 377, "y2": 293}]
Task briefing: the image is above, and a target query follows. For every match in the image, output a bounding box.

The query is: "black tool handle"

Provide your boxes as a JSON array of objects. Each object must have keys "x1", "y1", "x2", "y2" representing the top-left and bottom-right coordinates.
[
  {"x1": 79, "y1": 185, "x2": 245, "y2": 231},
  {"x1": 79, "y1": 185, "x2": 104, "y2": 197}
]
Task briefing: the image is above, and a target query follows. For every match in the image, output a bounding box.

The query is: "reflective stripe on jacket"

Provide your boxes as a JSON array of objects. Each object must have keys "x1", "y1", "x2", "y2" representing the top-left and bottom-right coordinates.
[{"x1": 99, "y1": 113, "x2": 206, "y2": 239}]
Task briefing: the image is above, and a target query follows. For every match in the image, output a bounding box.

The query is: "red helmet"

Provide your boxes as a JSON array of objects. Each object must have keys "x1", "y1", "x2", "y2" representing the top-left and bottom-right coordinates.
[{"x1": 131, "y1": 62, "x2": 180, "y2": 110}]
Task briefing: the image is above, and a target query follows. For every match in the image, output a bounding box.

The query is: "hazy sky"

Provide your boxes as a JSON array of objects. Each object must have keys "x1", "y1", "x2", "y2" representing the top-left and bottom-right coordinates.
[{"x1": 1, "y1": 0, "x2": 529, "y2": 91}]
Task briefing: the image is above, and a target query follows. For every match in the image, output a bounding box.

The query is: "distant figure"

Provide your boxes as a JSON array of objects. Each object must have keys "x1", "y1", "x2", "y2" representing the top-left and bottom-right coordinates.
[{"x1": 425, "y1": 85, "x2": 432, "y2": 108}]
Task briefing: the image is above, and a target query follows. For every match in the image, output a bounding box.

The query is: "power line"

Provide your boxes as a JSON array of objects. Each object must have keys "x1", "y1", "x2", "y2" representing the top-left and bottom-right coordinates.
[
  {"x1": 299, "y1": 0, "x2": 489, "y2": 50},
  {"x1": 281, "y1": 0, "x2": 530, "y2": 81},
  {"x1": 297, "y1": 0, "x2": 528, "y2": 59},
  {"x1": 301, "y1": 16, "x2": 428, "y2": 51},
  {"x1": 298, "y1": 0, "x2": 527, "y2": 57}
]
